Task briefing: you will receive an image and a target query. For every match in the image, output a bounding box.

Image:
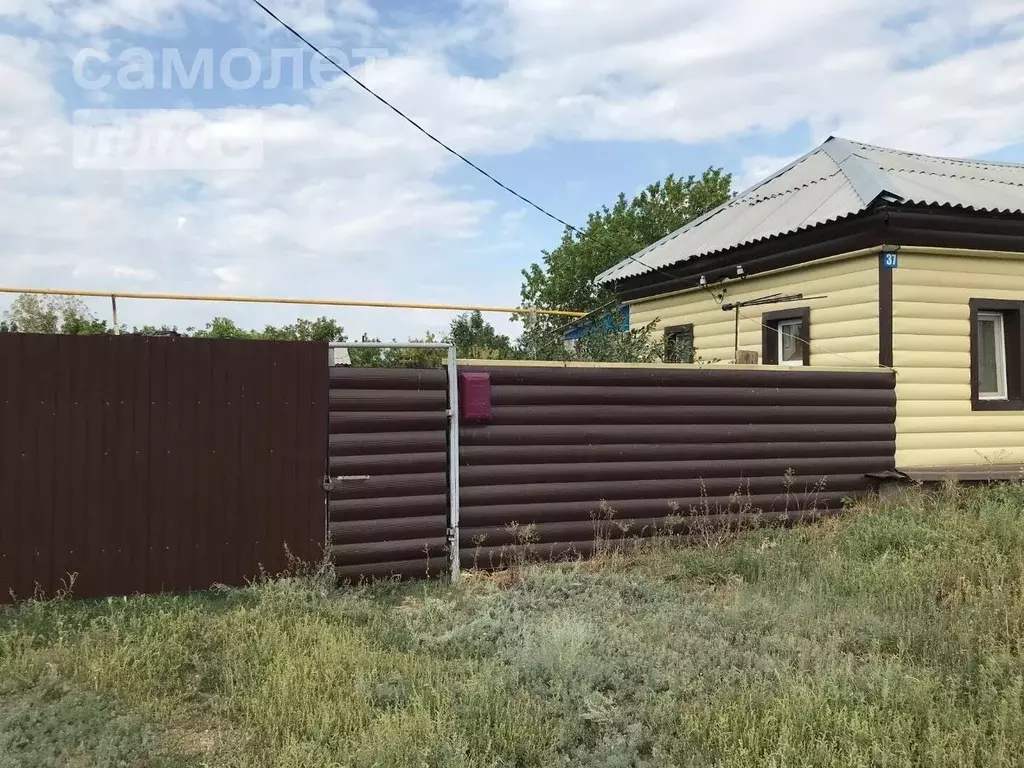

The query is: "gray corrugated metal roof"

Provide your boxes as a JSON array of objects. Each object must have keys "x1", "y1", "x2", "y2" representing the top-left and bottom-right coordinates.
[{"x1": 596, "y1": 137, "x2": 1024, "y2": 284}]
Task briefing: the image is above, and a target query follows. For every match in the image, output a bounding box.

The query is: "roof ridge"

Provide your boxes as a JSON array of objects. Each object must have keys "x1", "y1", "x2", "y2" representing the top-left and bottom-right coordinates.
[
  {"x1": 820, "y1": 137, "x2": 900, "y2": 206},
  {"x1": 843, "y1": 137, "x2": 1024, "y2": 170},
  {"x1": 744, "y1": 168, "x2": 844, "y2": 204},
  {"x1": 599, "y1": 144, "x2": 835, "y2": 272},
  {"x1": 596, "y1": 135, "x2": 1024, "y2": 287},
  {"x1": 882, "y1": 165, "x2": 1024, "y2": 188},
  {"x1": 720, "y1": 143, "x2": 830, "y2": 202},
  {"x1": 596, "y1": 139, "x2": 853, "y2": 282},
  {"x1": 632, "y1": 168, "x2": 845, "y2": 261}
]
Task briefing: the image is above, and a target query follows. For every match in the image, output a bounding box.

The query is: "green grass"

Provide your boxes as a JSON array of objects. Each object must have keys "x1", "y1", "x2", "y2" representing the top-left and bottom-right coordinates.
[{"x1": 2, "y1": 483, "x2": 1024, "y2": 767}]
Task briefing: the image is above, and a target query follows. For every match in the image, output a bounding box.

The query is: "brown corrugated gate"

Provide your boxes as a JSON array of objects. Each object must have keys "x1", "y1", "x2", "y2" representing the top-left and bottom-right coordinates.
[
  {"x1": 0, "y1": 334, "x2": 328, "y2": 602},
  {"x1": 327, "y1": 367, "x2": 452, "y2": 581}
]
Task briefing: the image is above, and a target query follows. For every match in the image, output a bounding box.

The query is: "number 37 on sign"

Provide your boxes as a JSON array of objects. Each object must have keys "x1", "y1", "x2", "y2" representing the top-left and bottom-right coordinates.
[{"x1": 881, "y1": 252, "x2": 899, "y2": 269}]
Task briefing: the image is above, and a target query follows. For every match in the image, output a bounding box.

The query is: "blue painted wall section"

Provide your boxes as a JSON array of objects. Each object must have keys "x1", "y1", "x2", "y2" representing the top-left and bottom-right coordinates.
[{"x1": 563, "y1": 306, "x2": 630, "y2": 341}]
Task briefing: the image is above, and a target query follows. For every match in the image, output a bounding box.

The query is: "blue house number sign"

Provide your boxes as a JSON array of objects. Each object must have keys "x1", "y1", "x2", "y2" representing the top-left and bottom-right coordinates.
[{"x1": 882, "y1": 252, "x2": 899, "y2": 269}]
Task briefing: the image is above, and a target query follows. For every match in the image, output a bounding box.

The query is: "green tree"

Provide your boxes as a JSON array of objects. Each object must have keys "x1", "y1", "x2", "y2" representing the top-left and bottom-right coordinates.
[
  {"x1": 187, "y1": 317, "x2": 257, "y2": 339},
  {"x1": 187, "y1": 316, "x2": 347, "y2": 342},
  {"x1": 262, "y1": 317, "x2": 346, "y2": 342},
  {"x1": 1, "y1": 294, "x2": 110, "y2": 334},
  {"x1": 348, "y1": 332, "x2": 447, "y2": 368},
  {"x1": 132, "y1": 325, "x2": 182, "y2": 336},
  {"x1": 446, "y1": 311, "x2": 514, "y2": 359},
  {"x1": 3, "y1": 294, "x2": 61, "y2": 333},
  {"x1": 519, "y1": 168, "x2": 732, "y2": 354},
  {"x1": 565, "y1": 321, "x2": 663, "y2": 363}
]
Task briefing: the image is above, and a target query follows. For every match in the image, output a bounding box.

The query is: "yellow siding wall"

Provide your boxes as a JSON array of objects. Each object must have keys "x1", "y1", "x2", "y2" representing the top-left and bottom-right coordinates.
[
  {"x1": 629, "y1": 254, "x2": 879, "y2": 367},
  {"x1": 894, "y1": 251, "x2": 1024, "y2": 468}
]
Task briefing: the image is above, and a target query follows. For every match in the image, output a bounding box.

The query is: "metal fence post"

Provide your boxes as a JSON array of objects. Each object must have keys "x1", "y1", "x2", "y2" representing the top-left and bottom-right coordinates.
[{"x1": 445, "y1": 345, "x2": 461, "y2": 584}]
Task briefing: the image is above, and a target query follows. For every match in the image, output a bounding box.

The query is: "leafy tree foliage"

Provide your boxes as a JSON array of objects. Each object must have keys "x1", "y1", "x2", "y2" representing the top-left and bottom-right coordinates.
[
  {"x1": 1, "y1": 295, "x2": 110, "y2": 335},
  {"x1": 519, "y1": 168, "x2": 732, "y2": 353},
  {"x1": 446, "y1": 311, "x2": 514, "y2": 359},
  {"x1": 563, "y1": 320, "x2": 663, "y2": 363},
  {"x1": 186, "y1": 316, "x2": 346, "y2": 342},
  {"x1": 344, "y1": 332, "x2": 444, "y2": 368}
]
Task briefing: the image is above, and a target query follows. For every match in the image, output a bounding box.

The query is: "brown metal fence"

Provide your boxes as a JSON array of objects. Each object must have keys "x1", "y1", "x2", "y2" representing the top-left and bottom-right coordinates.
[
  {"x1": 457, "y1": 364, "x2": 896, "y2": 568},
  {"x1": 0, "y1": 334, "x2": 328, "y2": 602},
  {"x1": 328, "y1": 366, "x2": 452, "y2": 581},
  {"x1": 326, "y1": 362, "x2": 897, "y2": 581},
  {"x1": 2, "y1": 340, "x2": 898, "y2": 594}
]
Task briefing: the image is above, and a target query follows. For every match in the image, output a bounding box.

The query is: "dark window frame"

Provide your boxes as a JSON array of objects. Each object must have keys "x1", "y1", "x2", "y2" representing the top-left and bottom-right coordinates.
[
  {"x1": 761, "y1": 307, "x2": 811, "y2": 366},
  {"x1": 969, "y1": 298, "x2": 1024, "y2": 411},
  {"x1": 664, "y1": 323, "x2": 695, "y2": 364}
]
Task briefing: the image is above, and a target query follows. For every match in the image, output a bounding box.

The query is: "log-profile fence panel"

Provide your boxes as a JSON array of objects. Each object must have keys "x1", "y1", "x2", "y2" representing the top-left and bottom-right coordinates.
[
  {"x1": 458, "y1": 364, "x2": 896, "y2": 570},
  {"x1": 329, "y1": 366, "x2": 451, "y2": 581}
]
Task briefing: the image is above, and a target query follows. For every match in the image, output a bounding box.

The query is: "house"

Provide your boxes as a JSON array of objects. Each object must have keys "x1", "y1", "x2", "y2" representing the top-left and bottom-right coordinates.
[
  {"x1": 595, "y1": 136, "x2": 1024, "y2": 470},
  {"x1": 561, "y1": 306, "x2": 630, "y2": 351}
]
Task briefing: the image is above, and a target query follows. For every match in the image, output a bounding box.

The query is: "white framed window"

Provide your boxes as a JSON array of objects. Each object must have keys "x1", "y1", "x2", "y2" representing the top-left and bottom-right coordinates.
[
  {"x1": 977, "y1": 311, "x2": 1007, "y2": 400},
  {"x1": 971, "y1": 299, "x2": 1022, "y2": 411},
  {"x1": 777, "y1": 319, "x2": 804, "y2": 366},
  {"x1": 762, "y1": 308, "x2": 810, "y2": 366}
]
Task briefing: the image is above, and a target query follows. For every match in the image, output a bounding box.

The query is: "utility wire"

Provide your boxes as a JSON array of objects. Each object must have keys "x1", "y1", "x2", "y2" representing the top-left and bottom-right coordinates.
[
  {"x1": 733, "y1": 305, "x2": 894, "y2": 371},
  {"x1": 246, "y1": 0, "x2": 686, "y2": 286},
  {"x1": 248, "y1": 0, "x2": 581, "y2": 232},
  {"x1": 251, "y1": 0, "x2": 860, "y2": 369}
]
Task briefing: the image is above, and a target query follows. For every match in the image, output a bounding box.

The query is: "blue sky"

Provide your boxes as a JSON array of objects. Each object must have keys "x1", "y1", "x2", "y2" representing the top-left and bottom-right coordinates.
[{"x1": 2, "y1": 0, "x2": 1024, "y2": 340}]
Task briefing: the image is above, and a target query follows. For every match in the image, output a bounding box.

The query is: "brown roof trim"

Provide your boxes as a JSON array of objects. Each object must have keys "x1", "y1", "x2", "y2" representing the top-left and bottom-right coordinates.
[
  {"x1": 612, "y1": 205, "x2": 1024, "y2": 303},
  {"x1": 878, "y1": 255, "x2": 893, "y2": 368}
]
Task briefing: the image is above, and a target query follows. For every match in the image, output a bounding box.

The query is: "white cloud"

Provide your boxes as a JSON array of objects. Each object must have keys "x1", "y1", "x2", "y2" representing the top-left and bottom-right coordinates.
[
  {"x1": 210, "y1": 264, "x2": 244, "y2": 285},
  {"x1": 2, "y1": 0, "x2": 1024, "y2": 340},
  {"x1": 65, "y1": 0, "x2": 223, "y2": 36},
  {"x1": 0, "y1": 43, "x2": 496, "y2": 336},
  {"x1": 0, "y1": 0, "x2": 59, "y2": 30},
  {"x1": 246, "y1": 0, "x2": 377, "y2": 37},
  {"x1": 0, "y1": 0, "x2": 378, "y2": 37},
  {"x1": 472, "y1": 0, "x2": 1024, "y2": 155}
]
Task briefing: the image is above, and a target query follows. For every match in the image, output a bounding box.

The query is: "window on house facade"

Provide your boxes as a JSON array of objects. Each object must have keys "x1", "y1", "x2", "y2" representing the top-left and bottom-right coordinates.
[
  {"x1": 977, "y1": 312, "x2": 1007, "y2": 399},
  {"x1": 777, "y1": 319, "x2": 804, "y2": 366},
  {"x1": 761, "y1": 308, "x2": 810, "y2": 366},
  {"x1": 664, "y1": 324, "x2": 695, "y2": 363},
  {"x1": 970, "y1": 299, "x2": 1023, "y2": 410}
]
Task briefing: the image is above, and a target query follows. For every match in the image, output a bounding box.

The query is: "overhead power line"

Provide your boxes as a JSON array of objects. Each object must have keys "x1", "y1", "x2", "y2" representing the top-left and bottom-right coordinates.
[
  {"x1": 248, "y1": 0, "x2": 578, "y2": 232},
  {"x1": 245, "y1": 0, "x2": 683, "y2": 286}
]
